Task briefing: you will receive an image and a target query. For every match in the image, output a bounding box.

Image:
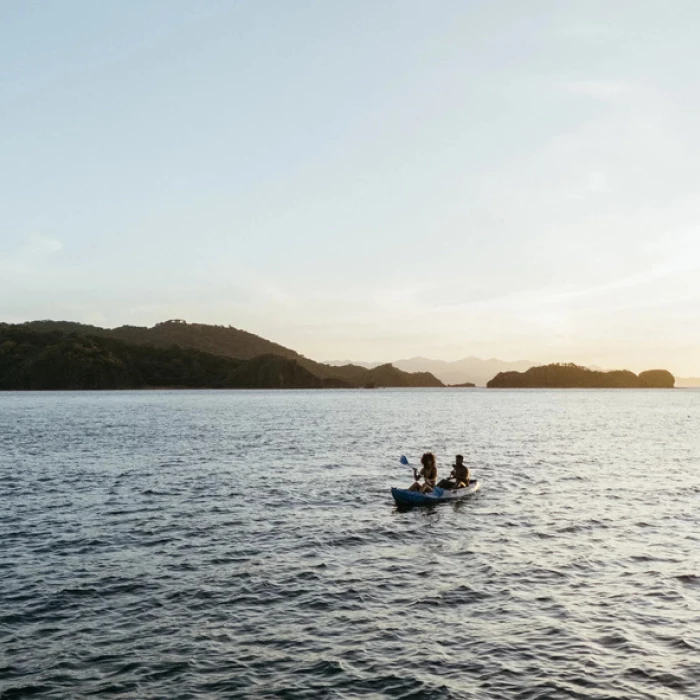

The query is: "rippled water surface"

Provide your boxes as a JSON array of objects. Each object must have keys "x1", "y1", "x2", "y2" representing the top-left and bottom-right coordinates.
[{"x1": 2, "y1": 389, "x2": 700, "y2": 699}]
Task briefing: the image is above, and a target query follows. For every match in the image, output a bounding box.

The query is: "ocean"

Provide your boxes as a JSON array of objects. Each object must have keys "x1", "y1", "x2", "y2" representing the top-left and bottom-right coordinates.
[{"x1": 1, "y1": 388, "x2": 699, "y2": 699}]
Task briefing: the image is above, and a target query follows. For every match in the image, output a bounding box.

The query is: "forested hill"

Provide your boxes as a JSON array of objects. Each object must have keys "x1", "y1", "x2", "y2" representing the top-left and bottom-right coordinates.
[
  {"x1": 487, "y1": 363, "x2": 675, "y2": 388},
  {"x1": 15, "y1": 319, "x2": 301, "y2": 361},
  {"x1": 0, "y1": 326, "x2": 443, "y2": 390}
]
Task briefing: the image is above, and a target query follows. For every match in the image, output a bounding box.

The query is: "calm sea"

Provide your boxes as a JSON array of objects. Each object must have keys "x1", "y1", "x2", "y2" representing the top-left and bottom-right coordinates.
[{"x1": 1, "y1": 389, "x2": 699, "y2": 699}]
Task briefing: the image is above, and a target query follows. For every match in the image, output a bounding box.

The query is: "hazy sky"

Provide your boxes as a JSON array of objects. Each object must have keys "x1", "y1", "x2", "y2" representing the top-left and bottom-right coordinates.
[{"x1": 2, "y1": 1, "x2": 700, "y2": 374}]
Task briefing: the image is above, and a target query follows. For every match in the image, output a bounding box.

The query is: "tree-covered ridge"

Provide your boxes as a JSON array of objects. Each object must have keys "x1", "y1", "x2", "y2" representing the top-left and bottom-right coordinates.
[
  {"x1": 0, "y1": 328, "x2": 320, "y2": 390},
  {"x1": 486, "y1": 363, "x2": 674, "y2": 388},
  {"x1": 0, "y1": 327, "x2": 442, "y2": 390},
  {"x1": 14, "y1": 319, "x2": 301, "y2": 361},
  {"x1": 5, "y1": 320, "x2": 444, "y2": 389}
]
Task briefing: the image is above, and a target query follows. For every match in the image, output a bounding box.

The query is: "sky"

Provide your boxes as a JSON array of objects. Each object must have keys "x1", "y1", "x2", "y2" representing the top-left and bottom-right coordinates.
[{"x1": 2, "y1": 1, "x2": 700, "y2": 375}]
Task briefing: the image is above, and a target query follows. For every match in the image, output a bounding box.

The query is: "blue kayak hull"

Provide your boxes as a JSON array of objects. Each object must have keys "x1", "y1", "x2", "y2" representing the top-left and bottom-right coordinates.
[{"x1": 391, "y1": 480, "x2": 480, "y2": 507}]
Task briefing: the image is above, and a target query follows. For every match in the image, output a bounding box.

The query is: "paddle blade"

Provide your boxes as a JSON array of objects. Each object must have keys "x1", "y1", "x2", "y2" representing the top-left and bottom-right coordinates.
[{"x1": 399, "y1": 455, "x2": 409, "y2": 466}]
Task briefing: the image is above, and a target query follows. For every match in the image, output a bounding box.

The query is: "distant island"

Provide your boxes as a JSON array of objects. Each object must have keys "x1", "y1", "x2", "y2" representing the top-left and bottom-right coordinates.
[
  {"x1": 335, "y1": 356, "x2": 686, "y2": 388},
  {"x1": 487, "y1": 363, "x2": 675, "y2": 388},
  {"x1": 326, "y1": 355, "x2": 534, "y2": 387},
  {"x1": 0, "y1": 321, "x2": 443, "y2": 390}
]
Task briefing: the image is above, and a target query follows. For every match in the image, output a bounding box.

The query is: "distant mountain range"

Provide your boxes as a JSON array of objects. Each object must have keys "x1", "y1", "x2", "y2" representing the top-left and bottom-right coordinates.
[{"x1": 327, "y1": 356, "x2": 535, "y2": 387}]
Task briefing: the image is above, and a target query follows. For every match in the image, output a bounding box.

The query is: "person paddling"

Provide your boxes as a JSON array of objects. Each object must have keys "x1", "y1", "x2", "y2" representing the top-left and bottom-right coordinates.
[
  {"x1": 437, "y1": 454, "x2": 470, "y2": 490},
  {"x1": 408, "y1": 452, "x2": 437, "y2": 493},
  {"x1": 453, "y1": 454, "x2": 470, "y2": 488}
]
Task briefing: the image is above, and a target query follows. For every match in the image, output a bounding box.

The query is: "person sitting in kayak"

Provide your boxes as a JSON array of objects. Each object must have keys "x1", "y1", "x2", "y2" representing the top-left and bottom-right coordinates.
[
  {"x1": 453, "y1": 454, "x2": 470, "y2": 487},
  {"x1": 408, "y1": 452, "x2": 437, "y2": 493},
  {"x1": 437, "y1": 454, "x2": 470, "y2": 490}
]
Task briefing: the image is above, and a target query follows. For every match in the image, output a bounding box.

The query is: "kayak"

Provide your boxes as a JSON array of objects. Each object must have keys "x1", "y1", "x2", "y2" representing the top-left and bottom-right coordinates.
[{"x1": 391, "y1": 480, "x2": 481, "y2": 507}]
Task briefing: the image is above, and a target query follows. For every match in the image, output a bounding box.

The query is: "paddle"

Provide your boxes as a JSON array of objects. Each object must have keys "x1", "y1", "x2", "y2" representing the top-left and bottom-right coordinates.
[
  {"x1": 399, "y1": 455, "x2": 417, "y2": 475},
  {"x1": 400, "y1": 455, "x2": 418, "y2": 481}
]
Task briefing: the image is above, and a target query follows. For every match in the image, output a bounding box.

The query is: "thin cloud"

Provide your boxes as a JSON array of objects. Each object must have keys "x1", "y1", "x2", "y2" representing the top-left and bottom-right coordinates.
[
  {"x1": 553, "y1": 22, "x2": 618, "y2": 40},
  {"x1": 20, "y1": 234, "x2": 63, "y2": 256},
  {"x1": 566, "y1": 169, "x2": 611, "y2": 200},
  {"x1": 220, "y1": 265, "x2": 295, "y2": 309},
  {"x1": 430, "y1": 247, "x2": 700, "y2": 317},
  {"x1": 0, "y1": 234, "x2": 63, "y2": 276},
  {"x1": 554, "y1": 80, "x2": 627, "y2": 100}
]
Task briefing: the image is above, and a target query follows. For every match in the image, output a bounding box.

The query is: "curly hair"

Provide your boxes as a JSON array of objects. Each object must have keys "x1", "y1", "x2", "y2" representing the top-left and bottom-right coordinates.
[{"x1": 421, "y1": 452, "x2": 435, "y2": 468}]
